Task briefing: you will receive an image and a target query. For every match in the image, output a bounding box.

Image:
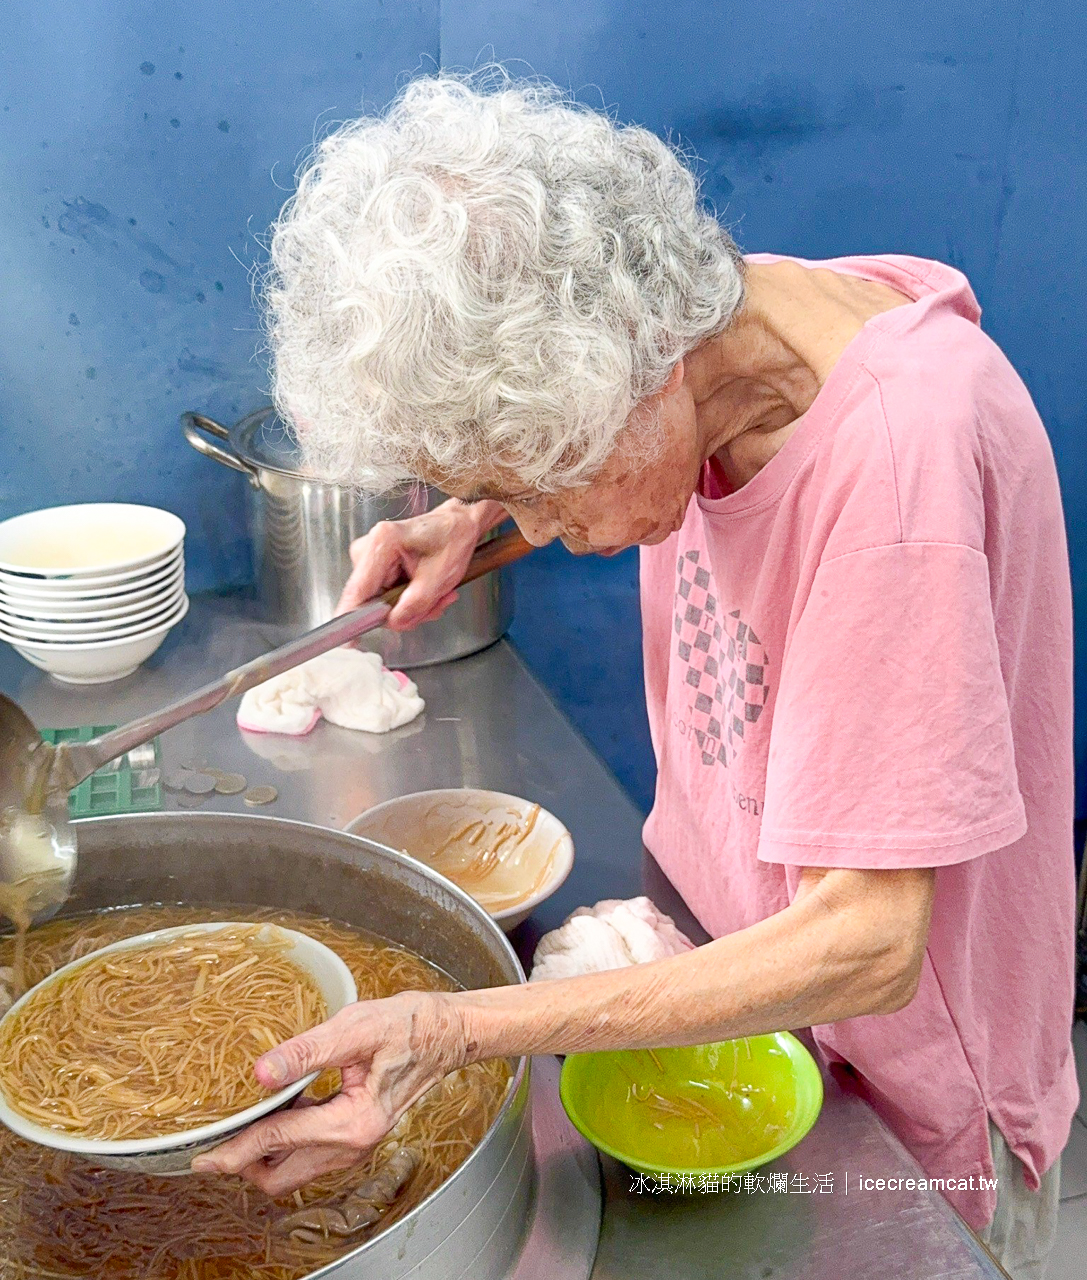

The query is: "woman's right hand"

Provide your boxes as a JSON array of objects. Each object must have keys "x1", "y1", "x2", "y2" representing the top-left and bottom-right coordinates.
[{"x1": 335, "y1": 499, "x2": 506, "y2": 630}]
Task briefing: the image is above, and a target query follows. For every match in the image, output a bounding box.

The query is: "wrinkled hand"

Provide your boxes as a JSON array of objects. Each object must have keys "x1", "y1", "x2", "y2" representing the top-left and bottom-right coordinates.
[
  {"x1": 191, "y1": 990, "x2": 470, "y2": 1196},
  {"x1": 336, "y1": 499, "x2": 504, "y2": 630}
]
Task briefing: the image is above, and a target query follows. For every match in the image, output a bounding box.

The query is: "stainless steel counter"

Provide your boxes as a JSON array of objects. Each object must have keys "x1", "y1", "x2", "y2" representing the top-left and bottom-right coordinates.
[{"x1": 0, "y1": 593, "x2": 1007, "y2": 1280}]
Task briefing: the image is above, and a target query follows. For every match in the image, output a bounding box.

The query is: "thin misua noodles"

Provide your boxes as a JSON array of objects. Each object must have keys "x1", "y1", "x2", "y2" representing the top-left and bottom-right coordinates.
[
  {"x1": 0, "y1": 905, "x2": 512, "y2": 1280},
  {"x1": 0, "y1": 924, "x2": 328, "y2": 1140}
]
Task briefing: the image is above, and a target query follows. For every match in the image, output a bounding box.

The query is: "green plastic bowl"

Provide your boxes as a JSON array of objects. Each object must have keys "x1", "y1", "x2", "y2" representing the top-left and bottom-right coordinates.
[{"x1": 559, "y1": 1032, "x2": 823, "y2": 1179}]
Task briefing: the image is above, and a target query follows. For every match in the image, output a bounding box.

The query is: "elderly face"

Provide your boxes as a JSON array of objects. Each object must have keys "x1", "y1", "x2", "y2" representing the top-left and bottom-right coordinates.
[{"x1": 438, "y1": 368, "x2": 702, "y2": 555}]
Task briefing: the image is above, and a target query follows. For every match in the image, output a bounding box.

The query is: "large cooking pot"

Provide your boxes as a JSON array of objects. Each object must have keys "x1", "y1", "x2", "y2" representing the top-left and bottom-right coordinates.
[
  {"x1": 182, "y1": 408, "x2": 513, "y2": 668},
  {"x1": 54, "y1": 812, "x2": 535, "y2": 1280}
]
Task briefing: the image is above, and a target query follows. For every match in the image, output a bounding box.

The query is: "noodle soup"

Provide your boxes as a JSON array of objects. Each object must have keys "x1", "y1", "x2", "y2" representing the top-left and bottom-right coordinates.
[
  {"x1": 0, "y1": 906, "x2": 512, "y2": 1280},
  {"x1": 0, "y1": 923, "x2": 329, "y2": 1141}
]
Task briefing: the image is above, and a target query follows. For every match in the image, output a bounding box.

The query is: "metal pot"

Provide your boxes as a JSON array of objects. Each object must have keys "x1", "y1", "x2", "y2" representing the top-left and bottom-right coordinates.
[
  {"x1": 60, "y1": 812, "x2": 535, "y2": 1280},
  {"x1": 182, "y1": 409, "x2": 513, "y2": 668}
]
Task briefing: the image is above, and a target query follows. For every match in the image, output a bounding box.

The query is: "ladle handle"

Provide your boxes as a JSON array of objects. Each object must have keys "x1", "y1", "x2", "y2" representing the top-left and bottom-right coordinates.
[{"x1": 51, "y1": 528, "x2": 532, "y2": 792}]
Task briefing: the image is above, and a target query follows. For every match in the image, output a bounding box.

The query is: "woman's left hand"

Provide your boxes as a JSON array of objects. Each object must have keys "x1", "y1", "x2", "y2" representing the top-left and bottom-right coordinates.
[{"x1": 191, "y1": 991, "x2": 470, "y2": 1195}]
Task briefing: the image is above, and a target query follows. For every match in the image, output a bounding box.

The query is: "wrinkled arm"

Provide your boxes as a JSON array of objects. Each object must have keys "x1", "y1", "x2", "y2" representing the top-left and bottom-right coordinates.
[{"x1": 457, "y1": 865, "x2": 934, "y2": 1058}]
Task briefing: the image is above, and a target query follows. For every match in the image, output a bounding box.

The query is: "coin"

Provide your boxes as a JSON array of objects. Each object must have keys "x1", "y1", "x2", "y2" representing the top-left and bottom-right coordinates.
[
  {"x1": 183, "y1": 773, "x2": 218, "y2": 796},
  {"x1": 164, "y1": 770, "x2": 192, "y2": 792},
  {"x1": 175, "y1": 792, "x2": 208, "y2": 809},
  {"x1": 243, "y1": 785, "x2": 278, "y2": 806},
  {"x1": 214, "y1": 774, "x2": 247, "y2": 796}
]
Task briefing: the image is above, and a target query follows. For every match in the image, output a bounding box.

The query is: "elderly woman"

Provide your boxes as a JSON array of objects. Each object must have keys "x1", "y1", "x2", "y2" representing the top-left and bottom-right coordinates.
[{"x1": 197, "y1": 75, "x2": 1078, "y2": 1278}]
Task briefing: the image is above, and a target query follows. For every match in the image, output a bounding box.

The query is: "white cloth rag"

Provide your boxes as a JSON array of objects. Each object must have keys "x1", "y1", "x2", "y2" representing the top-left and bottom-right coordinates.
[
  {"x1": 529, "y1": 896, "x2": 694, "y2": 982},
  {"x1": 237, "y1": 649, "x2": 424, "y2": 736}
]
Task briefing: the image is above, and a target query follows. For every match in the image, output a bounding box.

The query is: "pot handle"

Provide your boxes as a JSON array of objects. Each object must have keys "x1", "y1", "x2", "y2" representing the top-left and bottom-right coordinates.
[{"x1": 181, "y1": 412, "x2": 260, "y2": 485}]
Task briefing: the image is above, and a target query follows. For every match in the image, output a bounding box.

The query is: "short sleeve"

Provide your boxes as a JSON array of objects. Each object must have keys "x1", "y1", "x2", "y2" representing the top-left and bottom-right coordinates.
[{"x1": 758, "y1": 542, "x2": 1026, "y2": 868}]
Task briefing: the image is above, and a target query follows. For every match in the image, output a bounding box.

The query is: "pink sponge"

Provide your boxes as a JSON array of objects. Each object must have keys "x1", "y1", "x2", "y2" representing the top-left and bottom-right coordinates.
[{"x1": 237, "y1": 706, "x2": 322, "y2": 736}]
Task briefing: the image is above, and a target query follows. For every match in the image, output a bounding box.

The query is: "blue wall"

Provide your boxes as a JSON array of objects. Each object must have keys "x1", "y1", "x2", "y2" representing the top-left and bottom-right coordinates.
[
  {"x1": 2, "y1": 2, "x2": 1084, "y2": 814},
  {"x1": 0, "y1": 1, "x2": 438, "y2": 587}
]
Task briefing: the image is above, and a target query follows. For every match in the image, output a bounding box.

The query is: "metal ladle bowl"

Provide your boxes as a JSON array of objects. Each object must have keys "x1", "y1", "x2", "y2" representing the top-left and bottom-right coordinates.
[
  {"x1": 0, "y1": 698, "x2": 75, "y2": 926},
  {"x1": 0, "y1": 530, "x2": 532, "y2": 927}
]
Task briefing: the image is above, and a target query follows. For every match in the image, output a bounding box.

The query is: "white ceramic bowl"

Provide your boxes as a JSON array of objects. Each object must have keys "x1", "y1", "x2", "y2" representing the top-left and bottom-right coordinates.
[
  {"x1": 0, "y1": 922, "x2": 357, "y2": 1175},
  {"x1": 0, "y1": 584, "x2": 186, "y2": 639},
  {"x1": 0, "y1": 504, "x2": 185, "y2": 578},
  {"x1": 0, "y1": 554, "x2": 183, "y2": 603},
  {"x1": 0, "y1": 587, "x2": 186, "y2": 639},
  {"x1": 0, "y1": 547, "x2": 182, "y2": 593},
  {"x1": 9, "y1": 595, "x2": 190, "y2": 684},
  {"x1": 346, "y1": 789, "x2": 574, "y2": 931},
  {"x1": 0, "y1": 560, "x2": 185, "y2": 611}
]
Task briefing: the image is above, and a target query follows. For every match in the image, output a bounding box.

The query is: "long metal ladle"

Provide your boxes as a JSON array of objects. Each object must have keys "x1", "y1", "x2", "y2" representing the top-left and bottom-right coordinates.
[{"x1": 0, "y1": 529, "x2": 532, "y2": 927}]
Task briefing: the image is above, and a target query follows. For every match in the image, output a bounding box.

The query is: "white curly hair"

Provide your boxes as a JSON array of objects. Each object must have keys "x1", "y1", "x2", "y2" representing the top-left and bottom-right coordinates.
[{"x1": 263, "y1": 70, "x2": 746, "y2": 494}]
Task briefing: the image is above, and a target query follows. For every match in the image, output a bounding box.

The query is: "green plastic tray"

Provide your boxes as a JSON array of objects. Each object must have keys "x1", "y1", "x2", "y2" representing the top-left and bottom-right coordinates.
[{"x1": 39, "y1": 725, "x2": 163, "y2": 818}]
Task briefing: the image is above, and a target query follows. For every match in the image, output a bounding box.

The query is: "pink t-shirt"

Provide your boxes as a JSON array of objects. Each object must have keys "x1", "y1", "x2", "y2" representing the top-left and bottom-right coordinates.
[{"x1": 640, "y1": 253, "x2": 1079, "y2": 1229}]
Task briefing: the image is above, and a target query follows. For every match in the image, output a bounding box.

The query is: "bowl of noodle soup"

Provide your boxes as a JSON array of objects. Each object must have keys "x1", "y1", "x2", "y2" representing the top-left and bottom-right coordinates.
[{"x1": 0, "y1": 921, "x2": 357, "y2": 1174}]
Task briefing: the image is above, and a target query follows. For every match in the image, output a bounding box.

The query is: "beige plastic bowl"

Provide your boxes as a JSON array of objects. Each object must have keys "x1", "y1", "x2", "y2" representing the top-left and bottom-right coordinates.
[{"x1": 347, "y1": 789, "x2": 574, "y2": 931}]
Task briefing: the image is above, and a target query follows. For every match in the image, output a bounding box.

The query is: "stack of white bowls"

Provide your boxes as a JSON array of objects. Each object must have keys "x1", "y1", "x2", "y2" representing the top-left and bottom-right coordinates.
[{"x1": 0, "y1": 504, "x2": 188, "y2": 684}]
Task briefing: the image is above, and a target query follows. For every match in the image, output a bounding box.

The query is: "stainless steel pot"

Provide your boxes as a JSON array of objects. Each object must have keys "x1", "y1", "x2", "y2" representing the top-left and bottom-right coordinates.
[
  {"x1": 61, "y1": 812, "x2": 535, "y2": 1280},
  {"x1": 182, "y1": 408, "x2": 513, "y2": 668}
]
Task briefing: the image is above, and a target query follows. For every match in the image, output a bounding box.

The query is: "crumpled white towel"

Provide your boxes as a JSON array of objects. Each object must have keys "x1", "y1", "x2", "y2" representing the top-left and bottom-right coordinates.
[
  {"x1": 237, "y1": 649, "x2": 424, "y2": 737},
  {"x1": 529, "y1": 896, "x2": 694, "y2": 983}
]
